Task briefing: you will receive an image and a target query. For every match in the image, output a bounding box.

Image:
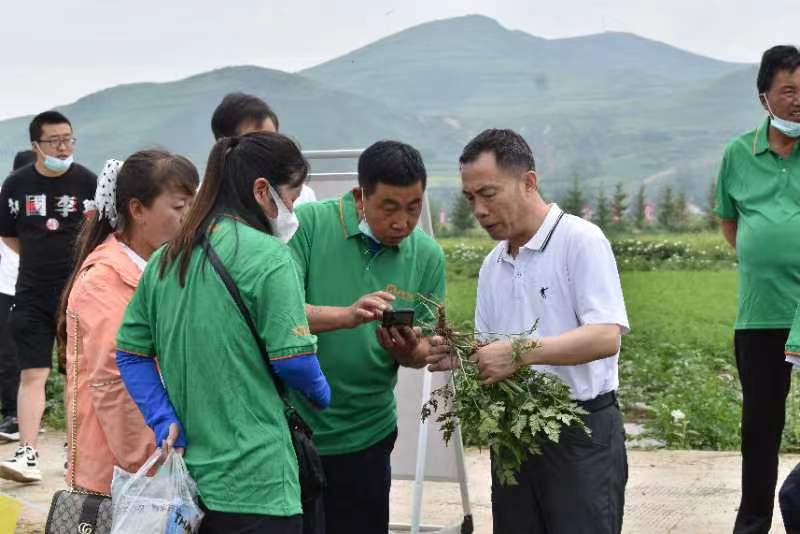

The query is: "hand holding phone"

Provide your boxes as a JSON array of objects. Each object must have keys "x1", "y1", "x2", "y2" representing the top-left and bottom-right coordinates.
[{"x1": 381, "y1": 308, "x2": 415, "y2": 328}]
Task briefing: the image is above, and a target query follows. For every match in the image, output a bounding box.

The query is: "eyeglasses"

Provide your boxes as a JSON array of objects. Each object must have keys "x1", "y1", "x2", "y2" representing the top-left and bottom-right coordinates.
[{"x1": 37, "y1": 138, "x2": 77, "y2": 148}]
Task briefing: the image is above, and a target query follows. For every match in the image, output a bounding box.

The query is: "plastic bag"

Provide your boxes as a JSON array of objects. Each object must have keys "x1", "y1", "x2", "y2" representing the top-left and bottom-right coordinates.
[{"x1": 111, "y1": 449, "x2": 204, "y2": 534}]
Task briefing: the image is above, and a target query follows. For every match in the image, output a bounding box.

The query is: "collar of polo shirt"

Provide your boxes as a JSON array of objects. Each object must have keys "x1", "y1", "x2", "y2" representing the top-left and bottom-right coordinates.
[
  {"x1": 753, "y1": 117, "x2": 772, "y2": 156},
  {"x1": 502, "y1": 203, "x2": 565, "y2": 259}
]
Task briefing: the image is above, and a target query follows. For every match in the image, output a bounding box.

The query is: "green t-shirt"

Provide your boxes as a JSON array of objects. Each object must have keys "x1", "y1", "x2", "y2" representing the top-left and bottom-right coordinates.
[
  {"x1": 715, "y1": 117, "x2": 800, "y2": 329},
  {"x1": 116, "y1": 218, "x2": 316, "y2": 516},
  {"x1": 288, "y1": 191, "x2": 446, "y2": 455}
]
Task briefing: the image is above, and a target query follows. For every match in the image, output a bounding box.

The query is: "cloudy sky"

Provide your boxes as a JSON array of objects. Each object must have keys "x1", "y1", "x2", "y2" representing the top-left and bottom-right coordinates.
[{"x1": 1, "y1": 0, "x2": 797, "y2": 119}]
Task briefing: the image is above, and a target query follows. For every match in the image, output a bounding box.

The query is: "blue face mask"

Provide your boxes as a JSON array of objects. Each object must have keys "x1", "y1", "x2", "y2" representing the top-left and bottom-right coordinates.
[
  {"x1": 36, "y1": 145, "x2": 74, "y2": 173},
  {"x1": 763, "y1": 95, "x2": 800, "y2": 138},
  {"x1": 358, "y1": 218, "x2": 379, "y2": 242},
  {"x1": 358, "y1": 189, "x2": 383, "y2": 250}
]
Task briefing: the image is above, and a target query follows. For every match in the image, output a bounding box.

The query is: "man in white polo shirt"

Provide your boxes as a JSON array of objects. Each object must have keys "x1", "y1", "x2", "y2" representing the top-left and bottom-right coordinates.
[{"x1": 440, "y1": 128, "x2": 629, "y2": 533}]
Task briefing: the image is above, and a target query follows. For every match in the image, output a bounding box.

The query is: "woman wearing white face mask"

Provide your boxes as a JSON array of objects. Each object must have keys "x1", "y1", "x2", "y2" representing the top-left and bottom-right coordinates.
[{"x1": 115, "y1": 132, "x2": 330, "y2": 534}]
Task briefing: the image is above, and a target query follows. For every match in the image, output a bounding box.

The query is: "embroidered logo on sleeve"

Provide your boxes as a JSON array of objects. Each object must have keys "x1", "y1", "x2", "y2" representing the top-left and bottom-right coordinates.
[
  {"x1": 25, "y1": 195, "x2": 47, "y2": 216},
  {"x1": 292, "y1": 325, "x2": 312, "y2": 337},
  {"x1": 8, "y1": 199, "x2": 19, "y2": 217},
  {"x1": 55, "y1": 195, "x2": 78, "y2": 218}
]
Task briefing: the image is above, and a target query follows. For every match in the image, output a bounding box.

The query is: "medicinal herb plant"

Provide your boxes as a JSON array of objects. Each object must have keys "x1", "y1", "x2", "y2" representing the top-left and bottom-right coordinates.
[{"x1": 417, "y1": 295, "x2": 590, "y2": 485}]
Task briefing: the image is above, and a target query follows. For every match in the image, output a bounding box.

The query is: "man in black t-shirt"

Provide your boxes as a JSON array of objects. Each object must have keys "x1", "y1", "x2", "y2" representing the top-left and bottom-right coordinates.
[{"x1": 0, "y1": 111, "x2": 96, "y2": 483}]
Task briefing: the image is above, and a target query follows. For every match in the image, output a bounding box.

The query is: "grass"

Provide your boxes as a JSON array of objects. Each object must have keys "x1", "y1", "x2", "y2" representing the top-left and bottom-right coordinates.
[{"x1": 621, "y1": 270, "x2": 736, "y2": 351}]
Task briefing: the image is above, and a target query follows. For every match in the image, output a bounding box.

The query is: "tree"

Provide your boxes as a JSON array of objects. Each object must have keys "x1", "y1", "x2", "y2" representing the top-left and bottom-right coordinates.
[
  {"x1": 595, "y1": 188, "x2": 611, "y2": 231},
  {"x1": 657, "y1": 185, "x2": 675, "y2": 230},
  {"x1": 706, "y1": 179, "x2": 718, "y2": 230},
  {"x1": 611, "y1": 182, "x2": 628, "y2": 229},
  {"x1": 561, "y1": 176, "x2": 585, "y2": 217},
  {"x1": 450, "y1": 192, "x2": 475, "y2": 235},
  {"x1": 674, "y1": 192, "x2": 689, "y2": 230},
  {"x1": 634, "y1": 185, "x2": 646, "y2": 229}
]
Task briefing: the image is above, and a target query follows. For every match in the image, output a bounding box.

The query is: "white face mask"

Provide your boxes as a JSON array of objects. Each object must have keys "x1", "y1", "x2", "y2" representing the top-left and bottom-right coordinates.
[{"x1": 267, "y1": 186, "x2": 299, "y2": 243}]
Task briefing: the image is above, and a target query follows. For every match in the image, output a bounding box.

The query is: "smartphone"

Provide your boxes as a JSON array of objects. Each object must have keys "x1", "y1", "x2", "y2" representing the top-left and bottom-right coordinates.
[{"x1": 382, "y1": 308, "x2": 415, "y2": 328}]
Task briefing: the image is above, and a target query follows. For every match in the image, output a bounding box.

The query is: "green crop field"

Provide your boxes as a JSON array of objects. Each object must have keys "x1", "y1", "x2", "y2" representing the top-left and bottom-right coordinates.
[{"x1": 439, "y1": 231, "x2": 800, "y2": 451}]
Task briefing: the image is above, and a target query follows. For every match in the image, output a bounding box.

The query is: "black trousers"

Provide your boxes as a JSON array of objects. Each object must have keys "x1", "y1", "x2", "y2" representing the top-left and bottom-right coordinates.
[
  {"x1": 320, "y1": 428, "x2": 397, "y2": 534},
  {"x1": 0, "y1": 292, "x2": 18, "y2": 418},
  {"x1": 734, "y1": 329, "x2": 792, "y2": 534},
  {"x1": 198, "y1": 507, "x2": 302, "y2": 534},
  {"x1": 491, "y1": 400, "x2": 628, "y2": 533}
]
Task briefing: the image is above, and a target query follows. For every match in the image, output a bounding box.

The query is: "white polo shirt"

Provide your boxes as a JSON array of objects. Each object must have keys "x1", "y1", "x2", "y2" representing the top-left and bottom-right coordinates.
[
  {"x1": 475, "y1": 203, "x2": 629, "y2": 401},
  {"x1": 0, "y1": 238, "x2": 18, "y2": 296},
  {"x1": 296, "y1": 184, "x2": 317, "y2": 206}
]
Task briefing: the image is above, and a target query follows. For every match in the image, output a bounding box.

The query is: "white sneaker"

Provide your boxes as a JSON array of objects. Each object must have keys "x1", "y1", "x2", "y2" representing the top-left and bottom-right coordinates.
[{"x1": 0, "y1": 444, "x2": 42, "y2": 483}]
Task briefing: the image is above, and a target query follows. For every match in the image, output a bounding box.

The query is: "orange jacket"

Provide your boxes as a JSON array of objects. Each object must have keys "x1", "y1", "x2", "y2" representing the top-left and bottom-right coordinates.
[{"x1": 64, "y1": 234, "x2": 156, "y2": 494}]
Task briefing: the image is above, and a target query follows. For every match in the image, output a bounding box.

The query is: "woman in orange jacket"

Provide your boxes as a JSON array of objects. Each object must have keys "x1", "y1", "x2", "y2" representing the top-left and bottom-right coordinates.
[{"x1": 55, "y1": 150, "x2": 198, "y2": 494}]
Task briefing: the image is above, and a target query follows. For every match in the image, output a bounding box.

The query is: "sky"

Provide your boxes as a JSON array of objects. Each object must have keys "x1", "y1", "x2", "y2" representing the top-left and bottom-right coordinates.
[{"x1": 1, "y1": 0, "x2": 798, "y2": 120}]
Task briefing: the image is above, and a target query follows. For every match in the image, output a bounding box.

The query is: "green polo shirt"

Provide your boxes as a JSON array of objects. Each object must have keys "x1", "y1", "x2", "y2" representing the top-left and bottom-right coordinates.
[
  {"x1": 288, "y1": 191, "x2": 445, "y2": 455},
  {"x1": 715, "y1": 117, "x2": 800, "y2": 329},
  {"x1": 117, "y1": 218, "x2": 316, "y2": 516}
]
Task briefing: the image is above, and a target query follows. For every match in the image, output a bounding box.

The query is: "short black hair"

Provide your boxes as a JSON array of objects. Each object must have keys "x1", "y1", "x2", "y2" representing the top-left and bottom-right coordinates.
[
  {"x1": 459, "y1": 128, "x2": 535, "y2": 173},
  {"x1": 757, "y1": 45, "x2": 800, "y2": 94},
  {"x1": 211, "y1": 92, "x2": 280, "y2": 139},
  {"x1": 12, "y1": 150, "x2": 35, "y2": 170},
  {"x1": 29, "y1": 111, "x2": 71, "y2": 142},
  {"x1": 357, "y1": 140, "x2": 427, "y2": 195}
]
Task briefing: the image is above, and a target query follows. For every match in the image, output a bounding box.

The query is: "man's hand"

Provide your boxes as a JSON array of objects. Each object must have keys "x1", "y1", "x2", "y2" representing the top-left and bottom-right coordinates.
[
  {"x1": 426, "y1": 336, "x2": 456, "y2": 372},
  {"x1": 346, "y1": 291, "x2": 395, "y2": 328},
  {"x1": 470, "y1": 340, "x2": 517, "y2": 385},
  {"x1": 378, "y1": 328, "x2": 451, "y2": 369},
  {"x1": 377, "y1": 326, "x2": 422, "y2": 366}
]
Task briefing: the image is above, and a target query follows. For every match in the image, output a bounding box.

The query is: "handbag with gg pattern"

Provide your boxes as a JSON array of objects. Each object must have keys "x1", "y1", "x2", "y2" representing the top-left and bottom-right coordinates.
[{"x1": 45, "y1": 310, "x2": 112, "y2": 534}]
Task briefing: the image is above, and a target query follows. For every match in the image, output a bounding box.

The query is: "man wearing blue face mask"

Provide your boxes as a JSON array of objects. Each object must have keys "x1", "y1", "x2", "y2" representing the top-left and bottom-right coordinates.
[
  {"x1": 0, "y1": 111, "x2": 96, "y2": 483},
  {"x1": 715, "y1": 45, "x2": 800, "y2": 533},
  {"x1": 287, "y1": 140, "x2": 449, "y2": 534}
]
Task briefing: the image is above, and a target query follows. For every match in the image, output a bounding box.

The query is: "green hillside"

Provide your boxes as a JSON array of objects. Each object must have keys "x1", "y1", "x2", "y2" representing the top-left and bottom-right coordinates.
[
  {"x1": 302, "y1": 15, "x2": 748, "y2": 116},
  {"x1": 0, "y1": 66, "x2": 462, "y2": 177}
]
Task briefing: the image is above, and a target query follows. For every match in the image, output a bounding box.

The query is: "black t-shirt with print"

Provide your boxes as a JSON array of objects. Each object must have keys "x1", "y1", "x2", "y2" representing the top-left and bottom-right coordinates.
[{"x1": 0, "y1": 163, "x2": 97, "y2": 291}]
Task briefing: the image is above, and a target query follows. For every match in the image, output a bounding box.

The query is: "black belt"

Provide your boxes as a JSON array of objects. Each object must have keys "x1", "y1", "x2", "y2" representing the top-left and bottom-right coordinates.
[{"x1": 577, "y1": 390, "x2": 618, "y2": 413}]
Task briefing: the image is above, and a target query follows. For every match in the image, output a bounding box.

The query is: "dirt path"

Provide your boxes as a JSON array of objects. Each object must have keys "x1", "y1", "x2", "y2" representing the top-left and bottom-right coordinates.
[{"x1": 1, "y1": 431, "x2": 795, "y2": 533}]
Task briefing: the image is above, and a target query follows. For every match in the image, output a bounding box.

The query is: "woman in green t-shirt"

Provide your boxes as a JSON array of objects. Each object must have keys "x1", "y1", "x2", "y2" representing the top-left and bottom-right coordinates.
[{"x1": 116, "y1": 133, "x2": 330, "y2": 534}]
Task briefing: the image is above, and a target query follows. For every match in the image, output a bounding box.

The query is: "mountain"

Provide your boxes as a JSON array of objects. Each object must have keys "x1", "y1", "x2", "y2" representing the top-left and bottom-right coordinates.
[
  {"x1": 301, "y1": 15, "x2": 748, "y2": 116},
  {"x1": 301, "y1": 15, "x2": 763, "y2": 199},
  {"x1": 0, "y1": 66, "x2": 462, "y2": 176},
  {"x1": 0, "y1": 15, "x2": 766, "y2": 204}
]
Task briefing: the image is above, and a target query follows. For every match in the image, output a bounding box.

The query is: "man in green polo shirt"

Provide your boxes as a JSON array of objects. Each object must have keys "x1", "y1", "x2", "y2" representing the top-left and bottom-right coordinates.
[
  {"x1": 715, "y1": 44, "x2": 800, "y2": 533},
  {"x1": 288, "y1": 140, "x2": 448, "y2": 534}
]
